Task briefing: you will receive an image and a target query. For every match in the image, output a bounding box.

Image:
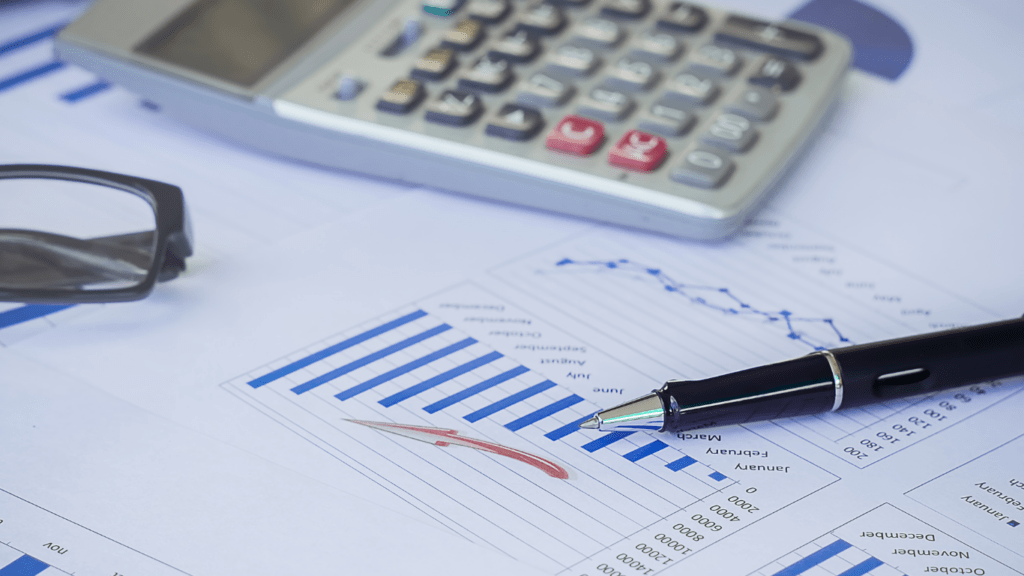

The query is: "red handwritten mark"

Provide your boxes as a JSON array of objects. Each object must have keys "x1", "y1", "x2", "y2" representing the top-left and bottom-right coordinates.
[{"x1": 347, "y1": 420, "x2": 571, "y2": 480}]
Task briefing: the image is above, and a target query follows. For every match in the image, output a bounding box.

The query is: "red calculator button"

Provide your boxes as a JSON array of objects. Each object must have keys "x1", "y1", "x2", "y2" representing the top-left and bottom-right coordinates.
[
  {"x1": 608, "y1": 130, "x2": 668, "y2": 172},
  {"x1": 546, "y1": 115, "x2": 605, "y2": 156}
]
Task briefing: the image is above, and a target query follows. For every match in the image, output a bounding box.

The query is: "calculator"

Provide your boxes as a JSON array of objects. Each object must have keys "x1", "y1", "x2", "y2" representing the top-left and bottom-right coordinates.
[{"x1": 57, "y1": 0, "x2": 851, "y2": 240}]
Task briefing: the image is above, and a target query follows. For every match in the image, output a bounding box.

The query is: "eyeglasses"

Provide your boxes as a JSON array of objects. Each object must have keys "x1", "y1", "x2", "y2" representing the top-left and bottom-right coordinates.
[{"x1": 0, "y1": 164, "x2": 193, "y2": 304}]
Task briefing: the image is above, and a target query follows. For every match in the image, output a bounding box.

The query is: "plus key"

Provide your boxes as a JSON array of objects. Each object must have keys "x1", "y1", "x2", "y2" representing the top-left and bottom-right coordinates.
[{"x1": 608, "y1": 130, "x2": 667, "y2": 171}]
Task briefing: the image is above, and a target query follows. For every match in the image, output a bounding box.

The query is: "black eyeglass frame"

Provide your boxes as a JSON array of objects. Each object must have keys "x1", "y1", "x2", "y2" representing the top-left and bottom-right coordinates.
[{"x1": 0, "y1": 164, "x2": 193, "y2": 304}]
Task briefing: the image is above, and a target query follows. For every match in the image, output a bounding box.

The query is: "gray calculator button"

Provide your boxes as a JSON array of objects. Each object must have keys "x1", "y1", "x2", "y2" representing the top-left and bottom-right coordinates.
[
  {"x1": 600, "y1": 0, "x2": 651, "y2": 20},
  {"x1": 573, "y1": 17, "x2": 623, "y2": 48},
  {"x1": 490, "y1": 30, "x2": 540, "y2": 63},
  {"x1": 335, "y1": 75, "x2": 365, "y2": 101},
  {"x1": 466, "y1": 0, "x2": 510, "y2": 23},
  {"x1": 516, "y1": 3, "x2": 566, "y2": 35},
  {"x1": 425, "y1": 90, "x2": 484, "y2": 126},
  {"x1": 377, "y1": 79, "x2": 426, "y2": 114},
  {"x1": 518, "y1": 72, "x2": 576, "y2": 107},
  {"x1": 665, "y1": 71, "x2": 719, "y2": 106},
  {"x1": 671, "y1": 146, "x2": 734, "y2": 188},
  {"x1": 549, "y1": 0, "x2": 591, "y2": 6},
  {"x1": 578, "y1": 86, "x2": 635, "y2": 121},
  {"x1": 411, "y1": 47, "x2": 458, "y2": 81},
  {"x1": 749, "y1": 56, "x2": 802, "y2": 91},
  {"x1": 423, "y1": 0, "x2": 465, "y2": 17},
  {"x1": 689, "y1": 44, "x2": 742, "y2": 77},
  {"x1": 459, "y1": 55, "x2": 514, "y2": 92},
  {"x1": 726, "y1": 87, "x2": 778, "y2": 121},
  {"x1": 485, "y1": 104, "x2": 544, "y2": 140},
  {"x1": 715, "y1": 16, "x2": 823, "y2": 60},
  {"x1": 701, "y1": 113, "x2": 758, "y2": 152},
  {"x1": 656, "y1": 2, "x2": 707, "y2": 32},
  {"x1": 548, "y1": 45, "x2": 602, "y2": 77},
  {"x1": 638, "y1": 102, "x2": 696, "y2": 136},
  {"x1": 632, "y1": 31, "x2": 682, "y2": 62},
  {"x1": 381, "y1": 19, "x2": 423, "y2": 56},
  {"x1": 443, "y1": 19, "x2": 485, "y2": 51},
  {"x1": 605, "y1": 57, "x2": 661, "y2": 92}
]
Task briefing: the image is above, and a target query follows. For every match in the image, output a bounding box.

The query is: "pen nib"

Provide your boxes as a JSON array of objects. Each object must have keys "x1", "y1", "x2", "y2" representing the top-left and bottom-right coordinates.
[{"x1": 579, "y1": 416, "x2": 600, "y2": 430}]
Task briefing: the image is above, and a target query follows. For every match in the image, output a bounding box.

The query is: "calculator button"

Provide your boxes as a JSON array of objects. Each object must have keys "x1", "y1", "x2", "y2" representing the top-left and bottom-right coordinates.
[
  {"x1": 518, "y1": 72, "x2": 576, "y2": 107},
  {"x1": 689, "y1": 44, "x2": 742, "y2": 77},
  {"x1": 377, "y1": 79, "x2": 426, "y2": 114},
  {"x1": 424, "y1": 0, "x2": 465, "y2": 17},
  {"x1": 515, "y1": 3, "x2": 566, "y2": 35},
  {"x1": 637, "y1": 102, "x2": 696, "y2": 137},
  {"x1": 726, "y1": 87, "x2": 778, "y2": 121},
  {"x1": 466, "y1": 0, "x2": 511, "y2": 23},
  {"x1": 665, "y1": 71, "x2": 719, "y2": 106},
  {"x1": 547, "y1": 45, "x2": 602, "y2": 77},
  {"x1": 489, "y1": 30, "x2": 540, "y2": 63},
  {"x1": 443, "y1": 19, "x2": 485, "y2": 51},
  {"x1": 608, "y1": 130, "x2": 668, "y2": 172},
  {"x1": 671, "y1": 146, "x2": 734, "y2": 188},
  {"x1": 381, "y1": 19, "x2": 423, "y2": 56},
  {"x1": 578, "y1": 86, "x2": 635, "y2": 121},
  {"x1": 459, "y1": 55, "x2": 515, "y2": 92},
  {"x1": 600, "y1": 0, "x2": 651, "y2": 20},
  {"x1": 749, "y1": 56, "x2": 802, "y2": 91},
  {"x1": 412, "y1": 47, "x2": 458, "y2": 81},
  {"x1": 632, "y1": 31, "x2": 683, "y2": 62},
  {"x1": 548, "y1": 0, "x2": 592, "y2": 6},
  {"x1": 701, "y1": 113, "x2": 758, "y2": 152},
  {"x1": 546, "y1": 115, "x2": 605, "y2": 155},
  {"x1": 605, "y1": 57, "x2": 661, "y2": 92},
  {"x1": 335, "y1": 75, "x2": 365, "y2": 101},
  {"x1": 573, "y1": 17, "x2": 623, "y2": 48},
  {"x1": 425, "y1": 90, "x2": 484, "y2": 126},
  {"x1": 715, "y1": 16, "x2": 823, "y2": 60},
  {"x1": 656, "y1": 2, "x2": 707, "y2": 33},
  {"x1": 485, "y1": 104, "x2": 544, "y2": 140}
]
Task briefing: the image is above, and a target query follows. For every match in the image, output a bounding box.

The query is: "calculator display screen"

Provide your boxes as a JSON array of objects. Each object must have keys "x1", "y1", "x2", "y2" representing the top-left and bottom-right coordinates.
[{"x1": 136, "y1": 0, "x2": 360, "y2": 87}]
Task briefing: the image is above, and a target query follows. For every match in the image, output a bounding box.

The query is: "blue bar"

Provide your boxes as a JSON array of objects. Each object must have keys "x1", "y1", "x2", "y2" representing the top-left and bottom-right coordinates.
[
  {"x1": 61, "y1": 80, "x2": 111, "y2": 102},
  {"x1": 291, "y1": 323, "x2": 450, "y2": 395},
  {"x1": 249, "y1": 310, "x2": 427, "y2": 388},
  {"x1": 771, "y1": 539, "x2": 852, "y2": 576},
  {"x1": 378, "y1": 350, "x2": 500, "y2": 406},
  {"x1": 545, "y1": 414, "x2": 595, "y2": 441},
  {"x1": 623, "y1": 440, "x2": 669, "y2": 462},
  {"x1": 581, "y1": 431, "x2": 635, "y2": 452},
  {"x1": 0, "y1": 23, "x2": 65, "y2": 57},
  {"x1": 506, "y1": 394, "x2": 584, "y2": 431},
  {"x1": 837, "y1": 557, "x2": 884, "y2": 576},
  {"x1": 0, "y1": 554, "x2": 49, "y2": 576},
  {"x1": 338, "y1": 337, "x2": 478, "y2": 401},
  {"x1": 464, "y1": 380, "x2": 556, "y2": 423},
  {"x1": 0, "y1": 61, "x2": 65, "y2": 94},
  {"x1": 709, "y1": 471, "x2": 727, "y2": 481},
  {"x1": 666, "y1": 456, "x2": 697, "y2": 471},
  {"x1": 0, "y1": 304, "x2": 73, "y2": 329},
  {"x1": 423, "y1": 366, "x2": 528, "y2": 413}
]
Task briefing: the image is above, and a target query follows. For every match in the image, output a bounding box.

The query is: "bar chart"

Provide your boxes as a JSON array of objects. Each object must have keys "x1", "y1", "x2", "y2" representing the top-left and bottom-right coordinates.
[{"x1": 0, "y1": 549, "x2": 52, "y2": 576}]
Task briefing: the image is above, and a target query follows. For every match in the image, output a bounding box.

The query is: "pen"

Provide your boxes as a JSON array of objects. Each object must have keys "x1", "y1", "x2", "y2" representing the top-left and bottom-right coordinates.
[{"x1": 579, "y1": 317, "x2": 1024, "y2": 434}]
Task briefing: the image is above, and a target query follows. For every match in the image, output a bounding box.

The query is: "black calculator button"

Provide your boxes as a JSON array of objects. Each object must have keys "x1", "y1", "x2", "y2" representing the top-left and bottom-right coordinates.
[
  {"x1": 380, "y1": 20, "x2": 423, "y2": 56},
  {"x1": 700, "y1": 113, "x2": 758, "y2": 152},
  {"x1": 671, "y1": 145, "x2": 734, "y2": 188},
  {"x1": 547, "y1": 0, "x2": 592, "y2": 7},
  {"x1": 600, "y1": 0, "x2": 651, "y2": 20},
  {"x1": 638, "y1": 102, "x2": 696, "y2": 137},
  {"x1": 377, "y1": 79, "x2": 426, "y2": 114},
  {"x1": 632, "y1": 31, "x2": 682, "y2": 62},
  {"x1": 749, "y1": 56, "x2": 802, "y2": 91},
  {"x1": 605, "y1": 57, "x2": 661, "y2": 92},
  {"x1": 459, "y1": 55, "x2": 515, "y2": 92},
  {"x1": 466, "y1": 0, "x2": 511, "y2": 23},
  {"x1": 443, "y1": 19, "x2": 485, "y2": 51},
  {"x1": 664, "y1": 71, "x2": 719, "y2": 106},
  {"x1": 726, "y1": 87, "x2": 778, "y2": 121},
  {"x1": 547, "y1": 44, "x2": 602, "y2": 77},
  {"x1": 489, "y1": 30, "x2": 540, "y2": 63},
  {"x1": 515, "y1": 3, "x2": 566, "y2": 35},
  {"x1": 423, "y1": 0, "x2": 466, "y2": 17},
  {"x1": 689, "y1": 44, "x2": 742, "y2": 77},
  {"x1": 573, "y1": 17, "x2": 624, "y2": 48},
  {"x1": 412, "y1": 48, "x2": 458, "y2": 81},
  {"x1": 485, "y1": 104, "x2": 544, "y2": 140},
  {"x1": 518, "y1": 72, "x2": 576, "y2": 107},
  {"x1": 656, "y1": 2, "x2": 707, "y2": 32},
  {"x1": 715, "y1": 16, "x2": 823, "y2": 60},
  {"x1": 425, "y1": 90, "x2": 485, "y2": 126},
  {"x1": 578, "y1": 86, "x2": 636, "y2": 121}
]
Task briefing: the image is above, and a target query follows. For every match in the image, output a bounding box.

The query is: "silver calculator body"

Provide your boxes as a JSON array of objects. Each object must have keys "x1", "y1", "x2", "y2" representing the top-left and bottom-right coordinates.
[{"x1": 56, "y1": 0, "x2": 851, "y2": 240}]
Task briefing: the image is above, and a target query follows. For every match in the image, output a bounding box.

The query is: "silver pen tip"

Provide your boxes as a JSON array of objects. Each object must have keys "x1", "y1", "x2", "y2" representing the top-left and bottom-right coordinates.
[{"x1": 579, "y1": 416, "x2": 600, "y2": 430}]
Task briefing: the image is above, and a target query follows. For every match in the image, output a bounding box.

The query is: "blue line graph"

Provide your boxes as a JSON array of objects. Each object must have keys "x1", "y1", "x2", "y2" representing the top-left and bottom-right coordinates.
[
  {"x1": 753, "y1": 537, "x2": 902, "y2": 576},
  {"x1": 0, "y1": 21, "x2": 110, "y2": 102},
  {"x1": 554, "y1": 258, "x2": 850, "y2": 350}
]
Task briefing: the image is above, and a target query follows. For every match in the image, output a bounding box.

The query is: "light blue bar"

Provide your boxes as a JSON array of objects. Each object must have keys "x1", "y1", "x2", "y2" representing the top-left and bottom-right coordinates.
[
  {"x1": 0, "y1": 304, "x2": 73, "y2": 329},
  {"x1": 837, "y1": 557, "x2": 884, "y2": 576},
  {"x1": 581, "y1": 431, "x2": 635, "y2": 452},
  {"x1": 623, "y1": 440, "x2": 669, "y2": 462},
  {"x1": 771, "y1": 539, "x2": 852, "y2": 576},
  {"x1": 0, "y1": 23, "x2": 65, "y2": 57},
  {"x1": 464, "y1": 380, "x2": 556, "y2": 423},
  {"x1": 545, "y1": 414, "x2": 595, "y2": 441},
  {"x1": 0, "y1": 554, "x2": 49, "y2": 576},
  {"x1": 60, "y1": 80, "x2": 111, "y2": 102},
  {"x1": 378, "y1": 350, "x2": 501, "y2": 406},
  {"x1": 291, "y1": 323, "x2": 450, "y2": 395},
  {"x1": 247, "y1": 310, "x2": 426, "y2": 388},
  {"x1": 422, "y1": 365, "x2": 528, "y2": 413},
  {"x1": 666, "y1": 456, "x2": 697, "y2": 471},
  {"x1": 0, "y1": 61, "x2": 65, "y2": 94},
  {"x1": 505, "y1": 394, "x2": 584, "y2": 431},
  {"x1": 336, "y1": 337, "x2": 476, "y2": 401}
]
